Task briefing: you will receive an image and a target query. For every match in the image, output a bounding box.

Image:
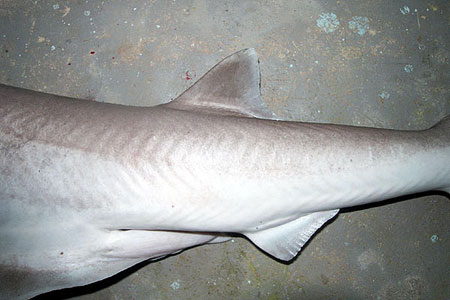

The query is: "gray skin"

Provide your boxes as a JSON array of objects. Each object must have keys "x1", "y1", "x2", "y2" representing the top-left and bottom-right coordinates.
[{"x1": 1, "y1": 49, "x2": 449, "y2": 299}]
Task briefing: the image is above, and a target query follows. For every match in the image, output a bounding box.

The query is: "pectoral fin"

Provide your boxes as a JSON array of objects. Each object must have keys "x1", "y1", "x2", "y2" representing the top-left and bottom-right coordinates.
[{"x1": 244, "y1": 210, "x2": 339, "y2": 261}]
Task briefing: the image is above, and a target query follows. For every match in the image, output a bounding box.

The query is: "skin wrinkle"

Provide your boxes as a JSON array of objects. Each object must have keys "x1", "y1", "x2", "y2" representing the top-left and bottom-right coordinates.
[
  {"x1": 2, "y1": 92, "x2": 447, "y2": 214},
  {"x1": 2, "y1": 84, "x2": 441, "y2": 178}
]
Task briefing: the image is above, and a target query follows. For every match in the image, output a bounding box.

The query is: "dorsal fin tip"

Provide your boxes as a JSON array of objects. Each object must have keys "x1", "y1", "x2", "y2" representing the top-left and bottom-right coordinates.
[{"x1": 164, "y1": 49, "x2": 278, "y2": 120}]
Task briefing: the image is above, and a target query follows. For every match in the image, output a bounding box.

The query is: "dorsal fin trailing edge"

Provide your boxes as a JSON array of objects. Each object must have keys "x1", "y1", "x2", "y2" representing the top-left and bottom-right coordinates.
[{"x1": 164, "y1": 48, "x2": 278, "y2": 120}]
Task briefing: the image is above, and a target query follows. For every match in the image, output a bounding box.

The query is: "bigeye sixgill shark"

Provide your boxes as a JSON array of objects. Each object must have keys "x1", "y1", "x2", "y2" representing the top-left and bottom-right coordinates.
[{"x1": 1, "y1": 48, "x2": 449, "y2": 299}]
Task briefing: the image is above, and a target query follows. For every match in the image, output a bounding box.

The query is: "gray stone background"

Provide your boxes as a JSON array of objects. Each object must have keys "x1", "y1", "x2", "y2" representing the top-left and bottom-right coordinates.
[{"x1": 1, "y1": 1, "x2": 449, "y2": 299}]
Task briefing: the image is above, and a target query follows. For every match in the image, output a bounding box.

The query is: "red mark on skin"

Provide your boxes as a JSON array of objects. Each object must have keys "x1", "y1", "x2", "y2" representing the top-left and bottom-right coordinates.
[
  {"x1": 90, "y1": 51, "x2": 95, "y2": 55},
  {"x1": 185, "y1": 71, "x2": 191, "y2": 80}
]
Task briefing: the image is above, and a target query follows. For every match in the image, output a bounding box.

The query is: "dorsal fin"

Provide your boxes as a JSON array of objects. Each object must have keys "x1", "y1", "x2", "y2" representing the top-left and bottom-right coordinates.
[{"x1": 164, "y1": 49, "x2": 278, "y2": 119}]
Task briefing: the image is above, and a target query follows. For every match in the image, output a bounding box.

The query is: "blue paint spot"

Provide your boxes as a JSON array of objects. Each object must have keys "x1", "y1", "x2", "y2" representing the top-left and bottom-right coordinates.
[
  {"x1": 379, "y1": 91, "x2": 390, "y2": 100},
  {"x1": 430, "y1": 234, "x2": 438, "y2": 243},
  {"x1": 316, "y1": 13, "x2": 340, "y2": 33},
  {"x1": 404, "y1": 64, "x2": 414, "y2": 73},
  {"x1": 348, "y1": 16, "x2": 369, "y2": 36},
  {"x1": 400, "y1": 6, "x2": 410, "y2": 15},
  {"x1": 170, "y1": 281, "x2": 180, "y2": 290}
]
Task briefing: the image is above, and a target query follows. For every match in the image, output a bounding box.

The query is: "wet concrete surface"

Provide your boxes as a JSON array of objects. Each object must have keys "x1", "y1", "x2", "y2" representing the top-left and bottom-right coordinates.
[{"x1": 1, "y1": 1, "x2": 449, "y2": 299}]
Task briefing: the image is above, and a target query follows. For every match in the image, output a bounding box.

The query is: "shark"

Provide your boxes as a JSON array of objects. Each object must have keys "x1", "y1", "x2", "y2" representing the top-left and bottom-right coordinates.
[{"x1": 0, "y1": 48, "x2": 449, "y2": 299}]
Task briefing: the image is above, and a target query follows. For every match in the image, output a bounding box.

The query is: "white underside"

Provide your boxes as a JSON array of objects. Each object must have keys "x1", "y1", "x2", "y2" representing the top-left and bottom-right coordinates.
[{"x1": 1, "y1": 136, "x2": 449, "y2": 299}]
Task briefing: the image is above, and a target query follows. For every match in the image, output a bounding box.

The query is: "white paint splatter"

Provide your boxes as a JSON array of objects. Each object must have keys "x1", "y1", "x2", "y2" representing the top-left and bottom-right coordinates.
[
  {"x1": 316, "y1": 13, "x2": 340, "y2": 33},
  {"x1": 52, "y1": 4, "x2": 59, "y2": 10},
  {"x1": 404, "y1": 64, "x2": 414, "y2": 73},
  {"x1": 400, "y1": 6, "x2": 410, "y2": 15},
  {"x1": 348, "y1": 16, "x2": 369, "y2": 36},
  {"x1": 84, "y1": 10, "x2": 91, "y2": 16},
  {"x1": 50, "y1": 45, "x2": 56, "y2": 51},
  {"x1": 170, "y1": 281, "x2": 180, "y2": 290}
]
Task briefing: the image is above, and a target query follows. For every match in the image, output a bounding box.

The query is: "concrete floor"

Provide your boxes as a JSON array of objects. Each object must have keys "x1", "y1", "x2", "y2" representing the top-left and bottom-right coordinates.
[{"x1": 1, "y1": 1, "x2": 449, "y2": 299}]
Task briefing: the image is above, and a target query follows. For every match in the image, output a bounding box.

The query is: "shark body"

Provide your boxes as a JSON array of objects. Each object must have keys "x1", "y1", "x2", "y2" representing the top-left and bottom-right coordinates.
[{"x1": 1, "y1": 49, "x2": 449, "y2": 299}]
